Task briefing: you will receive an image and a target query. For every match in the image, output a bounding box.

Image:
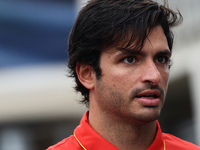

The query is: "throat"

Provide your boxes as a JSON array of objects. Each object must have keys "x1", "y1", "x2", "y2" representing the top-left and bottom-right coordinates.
[{"x1": 91, "y1": 113, "x2": 157, "y2": 150}]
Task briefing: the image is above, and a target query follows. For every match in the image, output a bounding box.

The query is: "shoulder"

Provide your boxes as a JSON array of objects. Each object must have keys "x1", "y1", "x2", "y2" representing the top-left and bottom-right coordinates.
[
  {"x1": 46, "y1": 135, "x2": 82, "y2": 150},
  {"x1": 163, "y1": 133, "x2": 200, "y2": 150}
]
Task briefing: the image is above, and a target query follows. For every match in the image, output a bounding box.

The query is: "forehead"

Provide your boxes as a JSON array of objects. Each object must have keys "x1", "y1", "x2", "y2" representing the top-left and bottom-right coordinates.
[{"x1": 103, "y1": 25, "x2": 169, "y2": 55}]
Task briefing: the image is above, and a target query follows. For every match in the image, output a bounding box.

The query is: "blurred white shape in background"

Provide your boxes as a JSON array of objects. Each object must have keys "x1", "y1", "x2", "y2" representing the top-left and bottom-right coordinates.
[
  {"x1": 0, "y1": 63, "x2": 87, "y2": 123},
  {"x1": 0, "y1": 127, "x2": 32, "y2": 150}
]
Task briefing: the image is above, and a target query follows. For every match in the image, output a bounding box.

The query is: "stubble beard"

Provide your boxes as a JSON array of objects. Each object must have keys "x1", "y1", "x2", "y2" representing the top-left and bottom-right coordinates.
[{"x1": 96, "y1": 79, "x2": 166, "y2": 125}]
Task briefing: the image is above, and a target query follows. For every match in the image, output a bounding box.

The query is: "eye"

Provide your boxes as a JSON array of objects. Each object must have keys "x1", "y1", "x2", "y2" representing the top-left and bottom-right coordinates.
[
  {"x1": 123, "y1": 56, "x2": 136, "y2": 64},
  {"x1": 156, "y1": 56, "x2": 168, "y2": 64}
]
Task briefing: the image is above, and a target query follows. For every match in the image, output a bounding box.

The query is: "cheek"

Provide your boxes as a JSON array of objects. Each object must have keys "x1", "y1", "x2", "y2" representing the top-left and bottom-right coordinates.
[
  {"x1": 160, "y1": 70, "x2": 169, "y2": 90},
  {"x1": 111, "y1": 74, "x2": 136, "y2": 96},
  {"x1": 101, "y1": 64, "x2": 139, "y2": 91},
  {"x1": 102, "y1": 70, "x2": 122, "y2": 87}
]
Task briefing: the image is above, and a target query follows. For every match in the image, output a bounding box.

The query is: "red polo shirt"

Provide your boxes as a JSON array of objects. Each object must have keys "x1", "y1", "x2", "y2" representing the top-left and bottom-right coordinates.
[{"x1": 47, "y1": 111, "x2": 200, "y2": 150}]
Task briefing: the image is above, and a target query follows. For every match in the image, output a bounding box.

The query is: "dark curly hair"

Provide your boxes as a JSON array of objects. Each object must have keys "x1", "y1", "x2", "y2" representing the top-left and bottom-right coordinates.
[{"x1": 68, "y1": 0, "x2": 183, "y2": 107}]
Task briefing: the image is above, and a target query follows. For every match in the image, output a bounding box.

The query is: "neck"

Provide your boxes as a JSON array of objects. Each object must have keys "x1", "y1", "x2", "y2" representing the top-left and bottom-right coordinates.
[{"x1": 88, "y1": 108, "x2": 157, "y2": 150}]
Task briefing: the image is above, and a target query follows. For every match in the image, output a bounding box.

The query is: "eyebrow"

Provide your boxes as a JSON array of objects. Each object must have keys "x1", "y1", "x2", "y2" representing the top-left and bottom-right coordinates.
[
  {"x1": 155, "y1": 50, "x2": 172, "y2": 57},
  {"x1": 115, "y1": 48, "x2": 146, "y2": 57},
  {"x1": 115, "y1": 48, "x2": 171, "y2": 58}
]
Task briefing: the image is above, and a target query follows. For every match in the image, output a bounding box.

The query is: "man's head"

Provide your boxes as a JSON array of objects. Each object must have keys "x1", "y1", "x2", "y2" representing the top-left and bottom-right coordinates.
[{"x1": 68, "y1": 0, "x2": 182, "y2": 107}]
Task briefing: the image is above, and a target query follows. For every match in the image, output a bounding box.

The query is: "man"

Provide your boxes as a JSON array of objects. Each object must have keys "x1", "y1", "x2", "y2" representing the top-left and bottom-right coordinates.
[{"x1": 47, "y1": 0, "x2": 200, "y2": 149}]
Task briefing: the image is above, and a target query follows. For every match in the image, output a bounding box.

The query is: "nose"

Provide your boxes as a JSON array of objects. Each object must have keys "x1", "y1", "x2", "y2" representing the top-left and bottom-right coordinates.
[{"x1": 141, "y1": 60, "x2": 161, "y2": 85}]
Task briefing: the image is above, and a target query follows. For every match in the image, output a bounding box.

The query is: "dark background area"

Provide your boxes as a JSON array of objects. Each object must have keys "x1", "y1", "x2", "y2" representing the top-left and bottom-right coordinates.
[{"x1": 0, "y1": 0, "x2": 75, "y2": 68}]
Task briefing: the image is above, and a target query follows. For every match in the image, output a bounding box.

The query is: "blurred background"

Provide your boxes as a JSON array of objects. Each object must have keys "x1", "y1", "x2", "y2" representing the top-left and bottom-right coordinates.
[{"x1": 0, "y1": 0, "x2": 200, "y2": 149}]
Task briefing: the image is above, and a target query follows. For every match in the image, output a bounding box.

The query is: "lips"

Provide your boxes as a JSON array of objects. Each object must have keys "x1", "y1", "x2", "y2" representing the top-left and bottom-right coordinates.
[
  {"x1": 135, "y1": 90, "x2": 160, "y2": 98},
  {"x1": 134, "y1": 90, "x2": 161, "y2": 106}
]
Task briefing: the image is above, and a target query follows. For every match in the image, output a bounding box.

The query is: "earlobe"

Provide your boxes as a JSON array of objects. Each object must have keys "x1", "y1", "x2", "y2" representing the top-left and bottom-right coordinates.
[{"x1": 76, "y1": 62, "x2": 95, "y2": 89}]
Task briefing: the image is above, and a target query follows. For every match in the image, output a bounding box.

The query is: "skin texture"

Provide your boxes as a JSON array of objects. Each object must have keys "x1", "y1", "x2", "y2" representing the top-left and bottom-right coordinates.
[{"x1": 76, "y1": 25, "x2": 171, "y2": 150}]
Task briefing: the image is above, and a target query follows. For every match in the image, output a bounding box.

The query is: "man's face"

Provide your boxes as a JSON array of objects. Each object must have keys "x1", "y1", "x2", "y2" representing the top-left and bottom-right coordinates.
[{"x1": 93, "y1": 25, "x2": 171, "y2": 124}]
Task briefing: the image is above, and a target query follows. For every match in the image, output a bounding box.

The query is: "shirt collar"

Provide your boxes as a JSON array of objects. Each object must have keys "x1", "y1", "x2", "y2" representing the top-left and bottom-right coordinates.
[
  {"x1": 74, "y1": 111, "x2": 164, "y2": 150},
  {"x1": 147, "y1": 120, "x2": 164, "y2": 150}
]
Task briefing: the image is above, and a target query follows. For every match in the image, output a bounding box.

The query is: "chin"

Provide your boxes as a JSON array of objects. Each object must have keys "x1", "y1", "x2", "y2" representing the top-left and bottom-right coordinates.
[
  {"x1": 133, "y1": 108, "x2": 161, "y2": 123},
  {"x1": 139, "y1": 114, "x2": 159, "y2": 123}
]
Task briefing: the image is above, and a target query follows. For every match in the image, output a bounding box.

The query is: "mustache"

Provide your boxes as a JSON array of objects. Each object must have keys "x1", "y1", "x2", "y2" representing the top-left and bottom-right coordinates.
[{"x1": 129, "y1": 84, "x2": 164, "y2": 99}]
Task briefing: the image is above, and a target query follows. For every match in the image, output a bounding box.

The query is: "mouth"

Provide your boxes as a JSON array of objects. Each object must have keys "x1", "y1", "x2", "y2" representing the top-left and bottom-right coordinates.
[
  {"x1": 135, "y1": 94, "x2": 159, "y2": 99},
  {"x1": 135, "y1": 90, "x2": 160, "y2": 98},
  {"x1": 134, "y1": 90, "x2": 161, "y2": 106}
]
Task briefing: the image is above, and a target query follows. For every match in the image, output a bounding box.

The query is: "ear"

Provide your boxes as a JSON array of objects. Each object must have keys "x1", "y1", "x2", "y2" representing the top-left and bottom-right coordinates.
[{"x1": 76, "y1": 62, "x2": 95, "y2": 90}]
